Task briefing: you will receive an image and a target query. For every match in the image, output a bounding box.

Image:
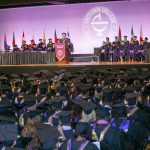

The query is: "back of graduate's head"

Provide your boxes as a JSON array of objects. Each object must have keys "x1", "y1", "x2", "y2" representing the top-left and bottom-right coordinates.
[
  {"x1": 96, "y1": 108, "x2": 111, "y2": 121},
  {"x1": 25, "y1": 137, "x2": 41, "y2": 150},
  {"x1": 21, "y1": 121, "x2": 37, "y2": 138},
  {"x1": 74, "y1": 122, "x2": 90, "y2": 139},
  {"x1": 112, "y1": 105, "x2": 127, "y2": 118}
]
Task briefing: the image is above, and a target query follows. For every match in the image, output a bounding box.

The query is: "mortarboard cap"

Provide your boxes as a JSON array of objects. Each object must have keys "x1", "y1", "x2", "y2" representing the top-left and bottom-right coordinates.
[
  {"x1": 96, "y1": 108, "x2": 110, "y2": 119},
  {"x1": 21, "y1": 73, "x2": 30, "y2": 78},
  {"x1": 143, "y1": 85, "x2": 150, "y2": 95},
  {"x1": 45, "y1": 96, "x2": 64, "y2": 110},
  {"x1": 36, "y1": 123, "x2": 60, "y2": 142},
  {"x1": 10, "y1": 74, "x2": 20, "y2": 79},
  {"x1": 125, "y1": 93, "x2": 138, "y2": 106},
  {"x1": 74, "y1": 122, "x2": 90, "y2": 136},
  {"x1": 5, "y1": 147, "x2": 24, "y2": 150},
  {"x1": 79, "y1": 101, "x2": 97, "y2": 114},
  {"x1": 27, "y1": 77, "x2": 38, "y2": 82},
  {"x1": 0, "y1": 123, "x2": 18, "y2": 142},
  {"x1": 111, "y1": 103, "x2": 127, "y2": 117},
  {"x1": 56, "y1": 111, "x2": 72, "y2": 124},
  {"x1": 0, "y1": 76, "x2": 7, "y2": 80},
  {"x1": 24, "y1": 94, "x2": 37, "y2": 107},
  {"x1": 0, "y1": 115, "x2": 16, "y2": 124}
]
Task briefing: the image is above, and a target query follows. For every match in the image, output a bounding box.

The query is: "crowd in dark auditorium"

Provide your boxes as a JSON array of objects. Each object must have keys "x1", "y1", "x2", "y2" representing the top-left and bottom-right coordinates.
[
  {"x1": 0, "y1": 68, "x2": 150, "y2": 150},
  {"x1": 99, "y1": 36, "x2": 150, "y2": 62}
]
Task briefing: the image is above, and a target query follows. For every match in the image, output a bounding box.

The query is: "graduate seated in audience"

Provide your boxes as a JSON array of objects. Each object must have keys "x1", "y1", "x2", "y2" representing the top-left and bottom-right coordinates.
[
  {"x1": 59, "y1": 122, "x2": 98, "y2": 150},
  {"x1": 0, "y1": 68, "x2": 150, "y2": 150}
]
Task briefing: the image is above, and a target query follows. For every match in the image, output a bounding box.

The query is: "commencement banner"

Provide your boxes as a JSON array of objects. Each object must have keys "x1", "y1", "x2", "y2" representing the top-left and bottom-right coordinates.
[{"x1": 55, "y1": 43, "x2": 65, "y2": 61}]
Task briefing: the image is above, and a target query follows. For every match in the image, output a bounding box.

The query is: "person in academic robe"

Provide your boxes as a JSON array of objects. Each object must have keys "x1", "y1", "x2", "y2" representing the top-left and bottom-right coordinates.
[
  {"x1": 133, "y1": 36, "x2": 139, "y2": 45},
  {"x1": 111, "y1": 103, "x2": 148, "y2": 150},
  {"x1": 59, "y1": 122, "x2": 99, "y2": 150},
  {"x1": 21, "y1": 40, "x2": 29, "y2": 52},
  {"x1": 60, "y1": 33, "x2": 70, "y2": 45},
  {"x1": 60, "y1": 32, "x2": 73, "y2": 60},
  {"x1": 119, "y1": 41, "x2": 126, "y2": 62},
  {"x1": 92, "y1": 108, "x2": 127, "y2": 150},
  {"x1": 37, "y1": 39, "x2": 44, "y2": 50},
  {"x1": 47, "y1": 38, "x2": 55, "y2": 52},
  {"x1": 124, "y1": 36, "x2": 130, "y2": 47},
  {"x1": 128, "y1": 41, "x2": 135, "y2": 61},
  {"x1": 137, "y1": 40, "x2": 146, "y2": 61},
  {"x1": 109, "y1": 42, "x2": 117, "y2": 62},
  {"x1": 13, "y1": 45, "x2": 21, "y2": 52},
  {"x1": 134, "y1": 41, "x2": 140, "y2": 61},
  {"x1": 29, "y1": 40, "x2": 35, "y2": 50},
  {"x1": 31, "y1": 44, "x2": 37, "y2": 51},
  {"x1": 144, "y1": 37, "x2": 150, "y2": 62},
  {"x1": 40, "y1": 43, "x2": 47, "y2": 51},
  {"x1": 99, "y1": 41, "x2": 107, "y2": 61}
]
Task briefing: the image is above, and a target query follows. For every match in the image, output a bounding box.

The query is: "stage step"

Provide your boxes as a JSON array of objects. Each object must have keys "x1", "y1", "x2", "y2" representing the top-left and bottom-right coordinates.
[{"x1": 70, "y1": 54, "x2": 99, "y2": 62}]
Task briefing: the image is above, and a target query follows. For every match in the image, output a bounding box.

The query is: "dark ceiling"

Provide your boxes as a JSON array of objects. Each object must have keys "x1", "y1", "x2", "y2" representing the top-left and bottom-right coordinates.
[{"x1": 0, "y1": 0, "x2": 125, "y2": 9}]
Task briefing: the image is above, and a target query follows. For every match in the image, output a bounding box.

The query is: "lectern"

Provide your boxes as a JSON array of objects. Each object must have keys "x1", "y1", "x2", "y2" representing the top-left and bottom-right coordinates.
[{"x1": 55, "y1": 43, "x2": 69, "y2": 64}]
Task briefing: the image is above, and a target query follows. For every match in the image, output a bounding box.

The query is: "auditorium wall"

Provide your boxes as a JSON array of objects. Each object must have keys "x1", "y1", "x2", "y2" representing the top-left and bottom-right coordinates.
[{"x1": 0, "y1": 0, "x2": 150, "y2": 54}]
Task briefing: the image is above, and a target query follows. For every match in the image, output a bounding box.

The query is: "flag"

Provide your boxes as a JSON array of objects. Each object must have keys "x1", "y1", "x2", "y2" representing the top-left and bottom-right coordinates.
[
  {"x1": 140, "y1": 24, "x2": 143, "y2": 43},
  {"x1": 54, "y1": 29, "x2": 57, "y2": 43},
  {"x1": 12, "y1": 32, "x2": 15, "y2": 47},
  {"x1": 4, "y1": 33, "x2": 7, "y2": 50},
  {"x1": 117, "y1": 26, "x2": 122, "y2": 43},
  {"x1": 43, "y1": 29, "x2": 46, "y2": 44},
  {"x1": 67, "y1": 27, "x2": 70, "y2": 39},
  {"x1": 22, "y1": 31, "x2": 25, "y2": 42},
  {"x1": 131, "y1": 25, "x2": 134, "y2": 41},
  {"x1": 32, "y1": 29, "x2": 35, "y2": 41}
]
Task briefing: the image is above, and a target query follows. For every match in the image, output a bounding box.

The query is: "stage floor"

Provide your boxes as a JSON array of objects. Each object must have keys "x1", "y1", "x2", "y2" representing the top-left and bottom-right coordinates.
[
  {"x1": 0, "y1": 61, "x2": 150, "y2": 74},
  {"x1": 0, "y1": 61, "x2": 150, "y2": 67}
]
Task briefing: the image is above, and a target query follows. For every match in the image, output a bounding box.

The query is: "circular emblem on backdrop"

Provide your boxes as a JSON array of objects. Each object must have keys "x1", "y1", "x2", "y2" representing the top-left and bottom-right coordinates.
[
  {"x1": 83, "y1": 6, "x2": 118, "y2": 41},
  {"x1": 58, "y1": 50, "x2": 63, "y2": 56}
]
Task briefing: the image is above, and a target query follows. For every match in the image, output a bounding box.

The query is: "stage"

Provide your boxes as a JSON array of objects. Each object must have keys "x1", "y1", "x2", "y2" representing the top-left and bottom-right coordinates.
[{"x1": 0, "y1": 61, "x2": 150, "y2": 74}]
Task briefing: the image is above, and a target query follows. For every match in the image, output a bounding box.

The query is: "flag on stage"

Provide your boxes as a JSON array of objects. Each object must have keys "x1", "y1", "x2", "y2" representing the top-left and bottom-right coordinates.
[
  {"x1": 140, "y1": 24, "x2": 143, "y2": 43},
  {"x1": 43, "y1": 29, "x2": 46, "y2": 44},
  {"x1": 22, "y1": 31, "x2": 25, "y2": 42},
  {"x1": 117, "y1": 26, "x2": 122, "y2": 43},
  {"x1": 4, "y1": 33, "x2": 7, "y2": 50},
  {"x1": 131, "y1": 25, "x2": 134, "y2": 41},
  {"x1": 12, "y1": 32, "x2": 15, "y2": 47},
  {"x1": 32, "y1": 29, "x2": 35, "y2": 41},
  {"x1": 67, "y1": 28, "x2": 70, "y2": 39},
  {"x1": 54, "y1": 29, "x2": 57, "y2": 43}
]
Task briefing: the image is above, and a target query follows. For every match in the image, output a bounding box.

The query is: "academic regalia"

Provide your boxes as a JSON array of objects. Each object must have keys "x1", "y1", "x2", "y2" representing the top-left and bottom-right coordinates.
[
  {"x1": 47, "y1": 42, "x2": 54, "y2": 52},
  {"x1": 59, "y1": 122, "x2": 98, "y2": 150},
  {"x1": 105, "y1": 45, "x2": 111, "y2": 61},
  {"x1": 0, "y1": 99, "x2": 12, "y2": 116},
  {"x1": 0, "y1": 116, "x2": 19, "y2": 147},
  {"x1": 13, "y1": 45, "x2": 21, "y2": 52},
  {"x1": 119, "y1": 45, "x2": 126, "y2": 62},
  {"x1": 125, "y1": 93, "x2": 150, "y2": 131},
  {"x1": 35, "y1": 123, "x2": 60, "y2": 150},
  {"x1": 129, "y1": 43, "x2": 135, "y2": 61},
  {"x1": 137, "y1": 44, "x2": 146, "y2": 61},
  {"x1": 56, "y1": 111, "x2": 73, "y2": 140},
  {"x1": 44, "y1": 97, "x2": 64, "y2": 126},
  {"x1": 99, "y1": 46, "x2": 107, "y2": 62},
  {"x1": 134, "y1": 43, "x2": 140, "y2": 61},
  {"x1": 109, "y1": 45, "x2": 117, "y2": 62}
]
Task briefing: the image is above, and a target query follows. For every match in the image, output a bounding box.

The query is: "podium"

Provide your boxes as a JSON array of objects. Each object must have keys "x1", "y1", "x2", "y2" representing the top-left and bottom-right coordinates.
[{"x1": 55, "y1": 43, "x2": 69, "y2": 64}]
